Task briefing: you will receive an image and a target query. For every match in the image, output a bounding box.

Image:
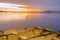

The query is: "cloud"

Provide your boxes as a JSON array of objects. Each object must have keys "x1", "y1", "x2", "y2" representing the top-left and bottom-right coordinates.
[{"x1": 0, "y1": 0, "x2": 60, "y2": 11}]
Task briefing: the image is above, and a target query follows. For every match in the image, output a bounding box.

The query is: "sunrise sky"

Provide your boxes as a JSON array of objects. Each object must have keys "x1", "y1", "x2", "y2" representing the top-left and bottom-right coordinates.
[{"x1": 0, "y1": 0, "x2": 60, "y2": 11}]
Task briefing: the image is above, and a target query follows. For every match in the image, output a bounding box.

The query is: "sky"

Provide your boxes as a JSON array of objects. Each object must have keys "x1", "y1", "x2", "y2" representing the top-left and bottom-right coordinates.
[{"x1": 0, "y1": 0, "x2": 60, "y2": 11}]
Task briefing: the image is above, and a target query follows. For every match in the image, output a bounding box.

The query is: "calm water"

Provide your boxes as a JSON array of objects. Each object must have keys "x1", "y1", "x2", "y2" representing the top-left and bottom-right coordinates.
[
  {"x1": 0, "y1": 12, "x2": 60, "y2": 31},
  {"x1": 25, "y1": 13, "x2": 60, "y2": 31}
]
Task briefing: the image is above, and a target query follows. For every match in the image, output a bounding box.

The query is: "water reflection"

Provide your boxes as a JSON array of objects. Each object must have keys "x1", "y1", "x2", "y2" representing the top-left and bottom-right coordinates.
[
  {"x1": 26, "y1": 13, "x2": 60, "y2": 31},
  {"x1": 0, "y1": 12, "x2": 60, "y2": 31},
  {"x1": 0, "y1": 12, "x2": 29, "y2": 21}
]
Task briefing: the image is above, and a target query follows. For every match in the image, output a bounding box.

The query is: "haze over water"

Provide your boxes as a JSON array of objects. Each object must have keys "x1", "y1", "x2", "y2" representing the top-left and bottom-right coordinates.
[{"x1": 0, "y1": 12, "x2": 60, "y2": 31}]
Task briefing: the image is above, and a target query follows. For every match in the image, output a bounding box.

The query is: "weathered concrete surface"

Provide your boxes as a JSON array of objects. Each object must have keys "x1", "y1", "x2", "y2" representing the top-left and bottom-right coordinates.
[{"x1": 0, "y1": 27, "x2": 60, "y2": 40}]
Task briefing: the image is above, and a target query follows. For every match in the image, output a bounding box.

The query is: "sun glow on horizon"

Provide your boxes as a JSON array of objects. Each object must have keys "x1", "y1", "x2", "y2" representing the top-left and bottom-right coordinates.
[{"x1": 0, "y1": 3, "x2": 43, "y2": 21}]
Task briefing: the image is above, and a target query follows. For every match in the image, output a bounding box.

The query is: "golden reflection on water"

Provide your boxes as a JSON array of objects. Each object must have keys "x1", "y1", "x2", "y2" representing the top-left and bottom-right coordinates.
[
  {"x1": 0, "y1": 12, "x2": 31, "y2": 21},
  {"x1": 0, "y1": 12, "x2": 44, "y2": 22}
]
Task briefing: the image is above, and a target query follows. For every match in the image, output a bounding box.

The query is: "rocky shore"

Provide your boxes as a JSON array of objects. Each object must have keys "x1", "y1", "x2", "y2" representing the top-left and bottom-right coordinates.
[{"x1": 0, "y1": 27, "x2": 60, "y2": 40}]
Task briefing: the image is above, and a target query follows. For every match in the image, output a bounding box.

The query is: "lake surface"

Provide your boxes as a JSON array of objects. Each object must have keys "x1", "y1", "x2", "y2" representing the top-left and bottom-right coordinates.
[
  {"x1": 0, "y1": 12, "x2": 60, "y2": 31},
  {"x1": 25, "y1": 13, "x2": 60, "y2": 31}
]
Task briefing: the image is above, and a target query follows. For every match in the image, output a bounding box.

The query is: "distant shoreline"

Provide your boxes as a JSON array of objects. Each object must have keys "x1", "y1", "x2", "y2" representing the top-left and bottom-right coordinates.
[{"x1": 0, "y1": 11, "x2": 60, "y2": 13}]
